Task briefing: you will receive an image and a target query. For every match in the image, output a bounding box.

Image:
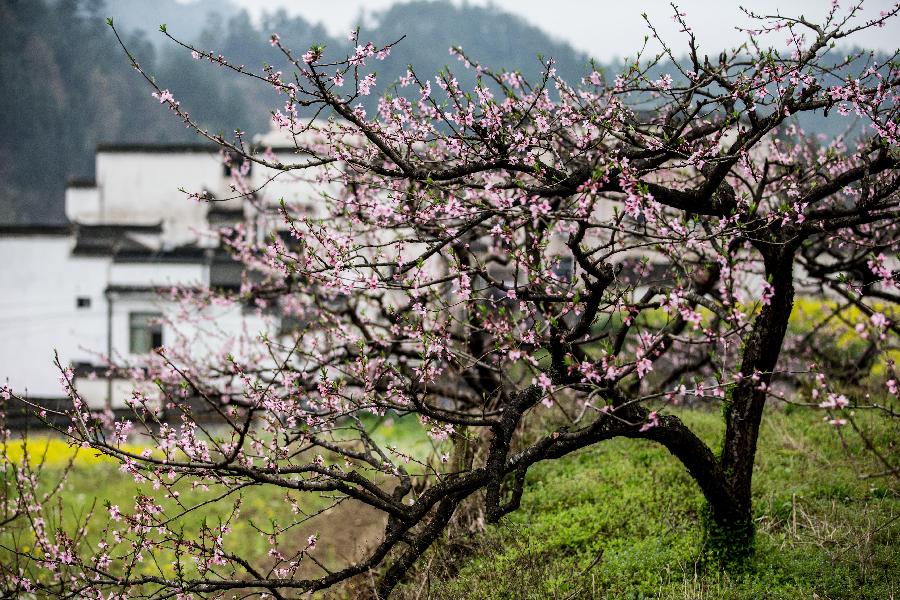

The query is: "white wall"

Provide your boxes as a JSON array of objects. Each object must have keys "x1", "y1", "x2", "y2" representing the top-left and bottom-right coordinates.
[
  {"x1": 4, "y1": 139, "x2": 325, "y2": 404},
  {"x1": 0, "y1": 236, "x2": 233, "y2": 403},
  {"x1": 0, "y1": 235, "x2": 109, "y2": 397},
  {"x1": 95, "y1": 150, "x2": 226, "y2": 245},
  {"x1": 65, "y1": 187, "x2": 102, "y2": 223},
  {"x1": 109, "y1": 262, "x2": 206, "y2": 288},
  {"x1": 253, "y1": 152, "x2": 337, "y2": 217}
]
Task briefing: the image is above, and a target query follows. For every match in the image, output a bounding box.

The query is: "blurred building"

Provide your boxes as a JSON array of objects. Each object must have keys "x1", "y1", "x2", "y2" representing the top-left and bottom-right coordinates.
[{"x1": 0, "y1": 135, "x2": 322, "y2": 411}]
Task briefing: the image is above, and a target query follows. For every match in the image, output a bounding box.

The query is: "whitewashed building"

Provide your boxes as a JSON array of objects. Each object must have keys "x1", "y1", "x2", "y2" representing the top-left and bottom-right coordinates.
[{"x1": 0, "y1": 134, "x2": 321, "y2": 411}]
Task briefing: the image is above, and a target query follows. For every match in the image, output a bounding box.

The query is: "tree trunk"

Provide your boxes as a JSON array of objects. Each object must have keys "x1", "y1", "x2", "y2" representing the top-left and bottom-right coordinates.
[{"x1": 710, "y1": 247, "x2": 796, "y2": 563}]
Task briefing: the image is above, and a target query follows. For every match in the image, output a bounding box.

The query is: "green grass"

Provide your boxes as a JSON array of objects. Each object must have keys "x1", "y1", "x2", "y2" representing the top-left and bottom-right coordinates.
[
  {"x1": 0, "y1": 414, "x2": 438, "y2": 583},
  {"x1": 1, "y1": 449, "x2": 338, "y2": 581},
  {"x1": 3, "y1": 410, "x2": 897, "y2": 598},
  {"x1": 398, "y1": 408, "x2": 900, "y2": 600}
]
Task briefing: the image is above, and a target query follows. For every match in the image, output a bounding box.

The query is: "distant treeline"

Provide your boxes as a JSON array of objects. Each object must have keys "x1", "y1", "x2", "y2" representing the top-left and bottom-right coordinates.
[
  {"x1": 0, "y1": 0, "x2": 885, "y2": 224},
  {"x1": 0, "y1": 0, "x2": 590, "y2": 223}
]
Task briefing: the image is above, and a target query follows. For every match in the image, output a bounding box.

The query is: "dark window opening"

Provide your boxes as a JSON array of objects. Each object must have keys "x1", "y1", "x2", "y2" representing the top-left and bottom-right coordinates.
[
  {"x1": 129, "y1": 312, "x2": 163, "y2": 354},
  {"x1": 76, "y1": 296, "x2": 91, "y2": 309},
  {"x1": 554, "y1": 256, "x2": 574, "y2": 282},
  {"x1": 224, "y1": 153, "x2": 252, "y2": 177},
  {"x1": 210, "y1": 257, "x2": 243, "y2": 290},
  {"x1": 279, "y1": 314, "x2": 308, "y2": 336}
]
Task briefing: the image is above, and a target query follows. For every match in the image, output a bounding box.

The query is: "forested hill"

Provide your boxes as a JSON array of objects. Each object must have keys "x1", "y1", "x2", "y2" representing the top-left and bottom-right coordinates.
[
  {"x1": 0, "y1": 0, "x2": 884, "y2": 224},
  {"x1": 0, "y1": 0, "x2": 588, "y2": 224}
]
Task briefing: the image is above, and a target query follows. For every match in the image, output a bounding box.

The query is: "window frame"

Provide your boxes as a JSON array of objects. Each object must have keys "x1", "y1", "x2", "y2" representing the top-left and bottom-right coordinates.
[{"x1": 128, "y1": 312, "x2": 163, "y2": 354}]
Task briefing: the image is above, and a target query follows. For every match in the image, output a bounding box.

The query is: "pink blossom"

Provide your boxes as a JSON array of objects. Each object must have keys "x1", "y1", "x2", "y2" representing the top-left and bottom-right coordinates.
[
  {"x1": 818, "y1": 393, "x2": 849, "y2": 410},
  {"x1": 640, "y1": 411, "x2": 660, "y2": 432},
  {"x1": 358, "y1": 73, "x2": 377, "y2": 96},
  {"x1": 535, "y1": 373, "x2": 552, "y2": 391},
  {"x1": 454, "y1": 272, "x2": 471, "y2": 300},
  {"x1": 272, "y1": 111, "x2": 291, "y2": 130},
  {"x1": 636, "y1": 356, "x2": 653, "y2": 379},
  {"x1": 151, "y1": 89, "x2": 175, "y2": 104},
  {"x1": 579, "y1": 361, "x2": 601, "y2": 383},
  {"x1": 870, "y1": 312, "x2": 890, "y2": 329},
  {"x1": 654, "y1": 73, "x2": 674, "y2": 90}
]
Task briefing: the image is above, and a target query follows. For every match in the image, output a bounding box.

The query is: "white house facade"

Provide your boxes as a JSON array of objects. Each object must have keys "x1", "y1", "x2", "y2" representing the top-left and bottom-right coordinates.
[{"x1": 0, "y1": 136, "x2": 316, "y2": 411}]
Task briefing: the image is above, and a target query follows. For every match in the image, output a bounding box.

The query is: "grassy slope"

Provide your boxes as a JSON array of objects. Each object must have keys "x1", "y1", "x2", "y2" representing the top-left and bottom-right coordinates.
[
  {"x1": 0, "y1": 416, "x2": 430, "y2": 582},
  {"x1": 400, "y1": 409, "x2": 899, "y2": 600},
  {"x1": 3, "y1": 410, "x2": 896, "y2": 597}
]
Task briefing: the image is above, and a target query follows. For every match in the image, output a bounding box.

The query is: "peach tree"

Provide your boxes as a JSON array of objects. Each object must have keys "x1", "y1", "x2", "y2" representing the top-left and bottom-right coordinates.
[{"x1": 2, "y1": 3, "x2": 899, "y2": 598}]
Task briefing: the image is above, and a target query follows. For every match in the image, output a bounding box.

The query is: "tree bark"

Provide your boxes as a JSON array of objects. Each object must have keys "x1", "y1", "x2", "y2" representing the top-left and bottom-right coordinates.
[{"x1": 714, "y1": 245, "x2": 797, "y2": 561}]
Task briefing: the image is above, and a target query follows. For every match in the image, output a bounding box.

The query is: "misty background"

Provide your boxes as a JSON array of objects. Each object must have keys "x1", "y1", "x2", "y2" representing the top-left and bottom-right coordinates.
[{"x1": 0, "y1": 0, "x2": 894, "y2": 224}]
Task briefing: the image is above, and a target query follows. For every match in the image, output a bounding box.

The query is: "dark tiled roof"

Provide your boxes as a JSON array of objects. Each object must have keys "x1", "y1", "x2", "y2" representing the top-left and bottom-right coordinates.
[
  {"x1": 72, "y1": 362, "x2": 107, "y2": 377},
  {"x1": 67, "y1": 178, "x2": 96, "y2": 188},
  {"x1": 96, "y1": 143, "x2": 220, "y2": 153},
  {"x1": 113, "y1": 245, "x2": 209, "y2": 264},
  {"x1": 96, "y1": 142, "x2": 310, "y2": 155},
  {"x1": 68, "y1": 223, "x2": 220, "y2": 266},
  {"x1": 207, "y1": 206, "x2": 244, "y2": 218},
  {"x1": 0, "y1": 224, "x2": 72, "y2": 236},
  {"x1": 71, "y1": 223, "x2": 162, "y2": 256},
  {"x1": 78, "y1": 223, "x2": 163, "y2": 234},
  {"x1": 105, "y1": 284, "x2": 168, "y2": 294}
]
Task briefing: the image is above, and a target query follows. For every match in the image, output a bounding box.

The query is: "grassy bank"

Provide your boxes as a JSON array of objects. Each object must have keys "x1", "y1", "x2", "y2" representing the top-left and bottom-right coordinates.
[
  {"x1": 2, "y1": 409, "x2": 896, "y2": 598},
  {"x1": 398, "y1": 408, "x2": 899, "y2": 600},
  {"x1": 0, "y1": 415, "x2": 430, "y2": 583}
]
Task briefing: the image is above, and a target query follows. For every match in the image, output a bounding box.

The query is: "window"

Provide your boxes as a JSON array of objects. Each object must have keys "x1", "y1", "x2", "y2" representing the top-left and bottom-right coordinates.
[
  {"x1": 553, "y1": 256, "x2": 575, "y2": 283},
  {"x1": 76, "y1": 296, "x2": 91, "y2": 309},
  {"x1": 209, "y1": 256, "x2": 243, "y2": 290},
  {"x1": 224, "y1": 153, "x2": 252, "y2": 177},
  {"x1": 279, "y1": 314, "x2": 308, "y2": 336},
  {"x1": 129, "y1": 312, "x2": 163, "y2": 354}
]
